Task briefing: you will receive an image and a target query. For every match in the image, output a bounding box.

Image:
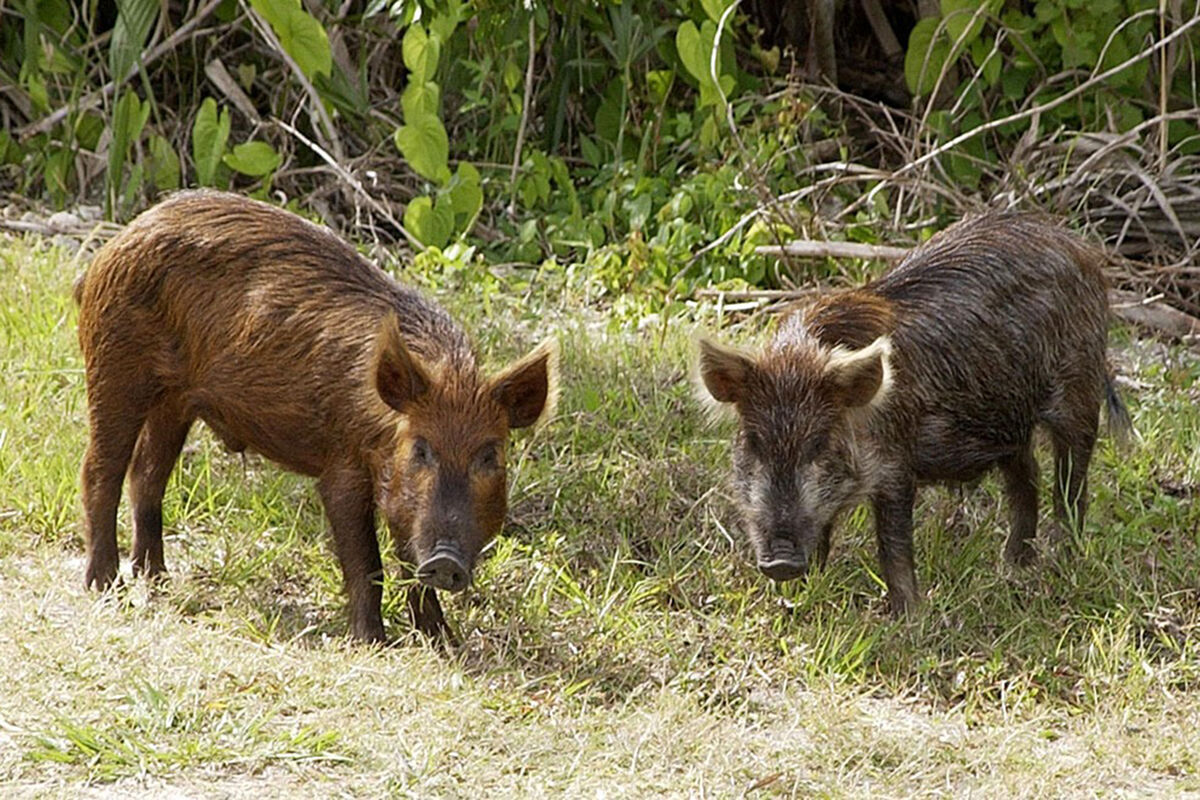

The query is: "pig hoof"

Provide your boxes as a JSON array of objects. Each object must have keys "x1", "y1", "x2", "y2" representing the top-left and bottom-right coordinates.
[
  {"x1": 84, "y1": 557, "x2": 119, "y2": 591},
  {"x1": 417, "y1": 548, "x2": 470, "y2": 593},
  {"x1": 758, "y1": 558, "x2": 805, "y2": 582}
]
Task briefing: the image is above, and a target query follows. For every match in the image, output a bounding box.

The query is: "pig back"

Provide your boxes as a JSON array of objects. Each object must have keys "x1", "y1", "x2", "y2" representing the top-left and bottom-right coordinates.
[
  {"x1": 872, "y1": 214, "x2": 1109, "y2": 471},
  {"x1": 78, "y1": 191, "x2": 470, "y2": 472}
]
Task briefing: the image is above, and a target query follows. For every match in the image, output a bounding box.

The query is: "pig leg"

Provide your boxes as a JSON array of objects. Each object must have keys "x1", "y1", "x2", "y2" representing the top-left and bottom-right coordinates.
[
  {"x1": 128, "y1": 400, "x2": 191, "y2": 578},
  {"x1": 81, "y1": 385, "x2": 153, "y2": 590},
  {"x1": 1001, "y1": 445, "x2": 1039, "y2": 566},
  {"x1": 1050, "y1": 427, "x2": 1096, "y2": 534},
  {"x1": 405, "y1": 577, "x2": 452, "y2": 641},
  {"x1": 872, "y1": 482, "x2": 919, "y2": 615},
  {"x1": 318, "y1": 467, "x2": 385, "y2": 643}
]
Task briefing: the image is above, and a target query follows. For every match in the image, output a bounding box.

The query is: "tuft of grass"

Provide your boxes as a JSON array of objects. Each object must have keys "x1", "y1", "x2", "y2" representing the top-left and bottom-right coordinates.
[{"x1": 1, "y1": 236, "x2": 1200, "y2": 795}]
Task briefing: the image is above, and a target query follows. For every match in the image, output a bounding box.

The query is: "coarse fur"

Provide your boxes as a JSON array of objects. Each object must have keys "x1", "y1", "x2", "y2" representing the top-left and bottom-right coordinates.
[
  {"x1": 75, "y1": 190, "x2": 558, "y2": 642},
  {"x1": 697, "y1": 212, "x2": 1131, "y2": 613}
]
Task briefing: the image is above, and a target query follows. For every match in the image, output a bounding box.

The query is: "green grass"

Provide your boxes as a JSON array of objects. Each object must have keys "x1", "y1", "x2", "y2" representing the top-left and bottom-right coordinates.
[{"x1": 2, "y1": 234, "x2": 1200, "y2": 796}]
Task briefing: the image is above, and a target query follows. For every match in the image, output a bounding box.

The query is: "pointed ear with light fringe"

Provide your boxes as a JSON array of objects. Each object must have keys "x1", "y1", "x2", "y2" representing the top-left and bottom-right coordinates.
[
  {"x1": 824, "y1": 335, "x2": 893, "y2": 409},
  {"x1": 691, "y1": 336, "x2": 756, "y2": 423},
  {"x1": 490, "y1": 338, "x2": 560, "y2": 430}
]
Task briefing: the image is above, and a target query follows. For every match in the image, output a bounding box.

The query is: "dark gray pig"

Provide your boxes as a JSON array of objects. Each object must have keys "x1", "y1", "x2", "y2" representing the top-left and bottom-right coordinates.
[{"x1": 697, "y1": 213, "x2": 1131, "y2": 613}]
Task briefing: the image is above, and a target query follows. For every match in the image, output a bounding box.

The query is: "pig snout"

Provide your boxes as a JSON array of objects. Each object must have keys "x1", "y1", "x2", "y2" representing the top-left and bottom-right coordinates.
[
  {"x1": 416, "y1": 543, "x2": 472, "y2": 593},
  {"x1": 757, "y1": 534, "x2": 807, "y2": 582}
]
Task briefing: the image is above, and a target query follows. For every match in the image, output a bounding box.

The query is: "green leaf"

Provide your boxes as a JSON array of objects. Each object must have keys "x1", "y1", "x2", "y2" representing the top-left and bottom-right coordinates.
[
  {"x1": 444, "y1": 162, "x2": 482, "y2": 224},
  {"x1": 107, "y1": 90, "x2": 149, "y2": 214},
  {"x1": 700, "y1": 0, "x2": 731, "y2": 22},
  {"x1": 74, "y1": 113, "x2": 105, "y2": 151},
  {"x1": 427, "y1": 0, "x2": 465, "y2": 42},
  {"x1": 192, "y1": 97, "x2": 231, "y2": 187},
  {"x1": 675, "y1": 21, "x2": 706, "y2": 84},
  {"x1": 904, "y1": 17, "x2": 950, "y2": 97},
  {"x1": 579, "y1": 135, "x2": 601, "y2": 168},
  {"x1": 401, "y1": 81, "x2": 441, "y2": 121},
  {"x1": 149, "y1": 135, "x2": 181, "y2": 191},
  {"x1": 109, "y1": 0, "x2": 158, "y2": 84},
  {"x1": 250, "y1": 0, "x2": 332, "y2": 78},
  {"x1": 940, "y1": 0, "x2": 994, "y2": 49},
  {"x1": 222, "y1": 141, "x2": 282, "y2": 177},
  {"x1": 394, "y1": 113, "x2": 450, "y2": 184},
  {"x1": 969, "y1": 39, "x2": 1001, "y2": 87},
  {"x1": 402, "y1": 24, "x2": 440, "y2": 85},
  {"x1": 646, "y1": 70, "x2": 674, "y2": 105},
  {"x1": 403, "y1": 195, "x2": 453, "y2": 248}
]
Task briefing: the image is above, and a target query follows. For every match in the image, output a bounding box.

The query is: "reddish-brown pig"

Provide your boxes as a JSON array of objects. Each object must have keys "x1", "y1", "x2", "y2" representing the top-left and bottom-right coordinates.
[
  {"x1": 697, "y1": 213, "x2": 1130, "y2": 614},
  {"x1": 76, "y1": 190, "x2": 557, "y2": 641}
]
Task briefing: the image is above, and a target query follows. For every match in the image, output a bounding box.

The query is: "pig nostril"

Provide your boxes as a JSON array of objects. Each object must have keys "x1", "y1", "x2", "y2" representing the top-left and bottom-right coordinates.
[
  {"x1": 759, "y1": 558, "x2": 806, "y2": 582},
  {"x1": 416, "y1": 549, "x2": 470, "y2": 593}
]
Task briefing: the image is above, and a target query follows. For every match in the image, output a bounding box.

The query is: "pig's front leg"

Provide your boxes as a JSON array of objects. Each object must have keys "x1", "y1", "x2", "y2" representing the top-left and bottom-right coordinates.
[{"x1": 872, "y1": 480, "x2": 919, "y2": 616}]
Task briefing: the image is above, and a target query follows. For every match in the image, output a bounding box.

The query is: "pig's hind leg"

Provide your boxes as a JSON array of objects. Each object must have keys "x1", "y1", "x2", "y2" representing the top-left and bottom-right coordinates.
[
  {"x1": 128, "y1": 399, "x2": 192, "y2": 578},
  {"x1": 318, "y1": 466, "x2": 386, "y2": 643},
  {"x1": 1049, "y1": 425, "x2": 1097, "y2": 535},
  {"x1": 1044, "y1": 384, "x2": 1101, "y2": 536},
  {"x1": 81, "y1": 377, "x2": 156, "y2": 591}
]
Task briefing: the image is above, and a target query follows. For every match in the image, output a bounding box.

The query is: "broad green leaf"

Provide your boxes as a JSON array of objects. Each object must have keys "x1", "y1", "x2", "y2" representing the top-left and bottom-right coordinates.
[
  {"x1": 402, "y1": 24, "x2": 440, "y2": 84},
  {"x1": 904, "y1": 17, "x2": 949, "y2": 97},
  {"x1": 74, "y1": 113, "x2": 105, "y2": 151},
  {"x1": 700, "y1": 0, "x2": 730, "y2": 23},
  {"x1": 109, "y1": 0, "x2": 158, "y2": 84},
  {"x1": 646, "y1": 70, "x2": 673, "y2": 105},
  {"x1": 403, "y1": 195, "x2": 452, "y2": 248},
  {"x1": 579, "y1": 135, "x2": 601, "y2": 168},
  {"x1": 222, "y1": 141, "x2": 282, "y2": 177},
  {"x1": 428, "y1": 0, "x2": 464, "y2": 43},
  {"x1": 401, "y1": 80, "x2": 441, "y2": 121},
  {"x1": 940, "y1": 0, "x2": 997, "y2": 50},
  {"x1": 192, "y1": 97, "x2": 231, "y2": 186},
  {"x1": 394, "y1": 113, "x2": 450, "y2": 184},
  {"x1": 675, "y1": 21, "x2": 706, "y2": 84},
  {"x1": 149, "y1": 135, "x2": 181, "y2": 191},
  {"x1": 250, "y1": 0, "x2": 332, "y2": 78},
  {"x1": 444, "y1": 162, "x2": 482, "y2": 223},
  {"x1": 676, "y1": 19, "x2": 727, "y2": 106}
]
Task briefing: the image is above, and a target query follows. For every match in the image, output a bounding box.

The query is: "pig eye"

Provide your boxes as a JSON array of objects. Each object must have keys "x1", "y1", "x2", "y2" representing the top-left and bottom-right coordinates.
[
  {"x1": 473, "y1": 442, "x2": 502, "y2": 473},
  {"x1": 801, "y1": 433, "x2": 830, "y2": 462},
  {"x1": 411, "y1": 437, "x2": 435, "y2": 467}
]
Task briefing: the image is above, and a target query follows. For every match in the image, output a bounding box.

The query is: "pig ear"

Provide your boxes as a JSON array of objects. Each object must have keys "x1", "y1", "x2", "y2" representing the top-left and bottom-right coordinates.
[
  {"x1": 490, "y1": 339, "x2": 559, "y2": 429},
  {"x1": 695, "y1": 337, "x2": 755, "y2": 405},
  {"x1": 372, "y1": 314, "x2": 432, "y2": 413},
  {"x1": 825, "y1": 336, "x2": 892, "y2": 409}
]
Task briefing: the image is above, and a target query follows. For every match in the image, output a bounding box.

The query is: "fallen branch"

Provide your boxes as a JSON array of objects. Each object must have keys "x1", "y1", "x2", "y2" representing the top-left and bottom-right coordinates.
[
  {"x1": 756, "y1": 240, "x2": 909, "y2": 260},
  {"x1": 694, "y1": 288, "x2": 817, "y2": 301},
  {"x1": 1110, "y1": 289, "x2": 1200, "y2": 343},
  {"x1": 0, "y1": 217, "x2": 121, "y2": 239}
]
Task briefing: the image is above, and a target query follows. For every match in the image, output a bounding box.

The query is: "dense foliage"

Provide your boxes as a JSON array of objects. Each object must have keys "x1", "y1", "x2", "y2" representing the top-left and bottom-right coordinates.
[{"x1": 1, "y1": 1, "x2": 1197, "y2": 293}]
